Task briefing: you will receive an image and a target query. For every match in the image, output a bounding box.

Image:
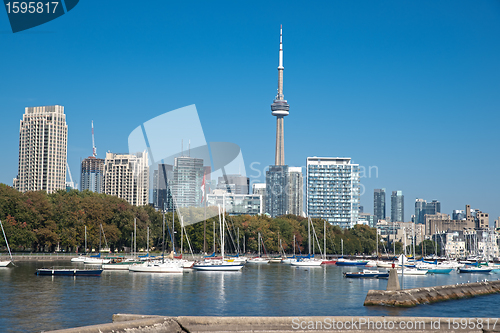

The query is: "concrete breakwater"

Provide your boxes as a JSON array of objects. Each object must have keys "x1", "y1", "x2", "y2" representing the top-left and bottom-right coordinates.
[
  {"x1": 364, "y1": 279, "x2": 500, "y2": 307},
  {"x1": 46, "y1": 314, "x2": 500, "y2": 332}
]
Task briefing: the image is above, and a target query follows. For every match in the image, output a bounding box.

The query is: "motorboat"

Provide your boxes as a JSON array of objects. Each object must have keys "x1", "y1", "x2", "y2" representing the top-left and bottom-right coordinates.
[{"x1": 344, "y1": 269, "x2": 389, "y2": 278}]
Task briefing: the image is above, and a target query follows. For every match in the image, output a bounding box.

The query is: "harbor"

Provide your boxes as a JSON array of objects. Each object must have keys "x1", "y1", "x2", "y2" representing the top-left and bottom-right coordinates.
[{"x1": 2, "y1": 258, "x2": 500, "y2": 332}]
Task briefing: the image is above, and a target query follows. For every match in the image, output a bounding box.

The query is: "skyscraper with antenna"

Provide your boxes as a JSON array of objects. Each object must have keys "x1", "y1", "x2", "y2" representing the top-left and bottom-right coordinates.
[
  {"x1": 271, "y1": 25, "x2": 290, "y2": 166},
  {"x1": 80, "y1": 121, "x2": 105, "y2": 193}
]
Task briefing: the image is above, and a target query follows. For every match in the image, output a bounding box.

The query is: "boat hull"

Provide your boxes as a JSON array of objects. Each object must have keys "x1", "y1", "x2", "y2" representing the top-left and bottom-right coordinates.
[
  {"x1": 344, "y1": 272, "x2": 389, "y2": 278},
  {"x1": 458, "y1": 268, "x2": 492, "y2": 274},
  {"x1": 36, "y1": 268, "x2": 103, "y2": 276},
  {"x1": 192, "y1": 262, "x2": 244, "y2": 271},
  {"x1": 427, "y1": 268, "x2": 453, "y2": 274},
  {"x1": 0, "y1": 261, "x2": 11, "y2": 267},
  {"x1": 336, "y1": 261, "x2": 367, "y2": 266},
  {"x1": 129, "y1": 262, "x2": 183, "y2": 273},
  {"x1": 290, "y1": 260, "x2": 323, "y2": 266}
]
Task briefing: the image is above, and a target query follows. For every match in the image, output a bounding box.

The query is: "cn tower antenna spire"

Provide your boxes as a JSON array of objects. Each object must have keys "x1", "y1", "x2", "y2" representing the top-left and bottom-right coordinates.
[
  {"x1": 92, "y1": 121, "x2": 96, "y2": 158},
  {"x1": 271, "y1": 24, "x2": 290, "y2": 166}
]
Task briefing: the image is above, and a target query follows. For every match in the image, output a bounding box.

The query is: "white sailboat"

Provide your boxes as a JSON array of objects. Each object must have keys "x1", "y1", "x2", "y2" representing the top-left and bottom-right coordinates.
[
  {"x1": 84, "y1": 224, "x2": 111, "y2": 264},
  {"x1": 290, "y1": 218, "x2": 322, "y2": 266},
  {"x1": 247, "y1": 233, "x2": 269, "y2": 264},
  {"x1": 0, "y1": 220, "x2": 13, "y2": 267},
  {"x1": 71, "y1": 225, "x2": 88, "y2": 262},
  {"x1": 129, "y1": 212, "x2": 183, "y2": 273},
  {"x1": 193, "y1": 205, "x2": 244, "y2": 271}
]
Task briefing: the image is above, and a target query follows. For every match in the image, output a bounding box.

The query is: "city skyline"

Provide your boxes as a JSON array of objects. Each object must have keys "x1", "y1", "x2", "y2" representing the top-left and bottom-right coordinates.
[{"x1": 1, "y1": 1, "x2": 499, "y2": 222}]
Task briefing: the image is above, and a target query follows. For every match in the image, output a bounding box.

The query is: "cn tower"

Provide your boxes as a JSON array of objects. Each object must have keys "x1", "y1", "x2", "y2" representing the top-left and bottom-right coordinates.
[{"x1": 271, "y1": 25, "x2": 289, "y2": 166}]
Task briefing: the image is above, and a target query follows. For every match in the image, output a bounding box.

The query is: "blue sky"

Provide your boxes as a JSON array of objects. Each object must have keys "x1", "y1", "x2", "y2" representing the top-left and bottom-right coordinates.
[{"x1": 1, "y1": 1, "x2": 499, "y2": 222}]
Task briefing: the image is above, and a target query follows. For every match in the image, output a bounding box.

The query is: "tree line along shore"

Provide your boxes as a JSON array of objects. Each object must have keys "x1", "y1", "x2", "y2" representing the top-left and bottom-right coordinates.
[{"x1": 0, "y1": 184, "x2": 438, "y2": 256}]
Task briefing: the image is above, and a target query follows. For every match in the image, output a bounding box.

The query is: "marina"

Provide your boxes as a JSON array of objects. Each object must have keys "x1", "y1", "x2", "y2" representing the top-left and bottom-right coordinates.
[{"x1": 2, "y1": 259, "x2": 500, "y2": 332}]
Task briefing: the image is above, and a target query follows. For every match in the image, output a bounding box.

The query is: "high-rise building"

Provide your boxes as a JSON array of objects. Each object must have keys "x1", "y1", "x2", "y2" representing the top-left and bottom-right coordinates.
[
  {"x1": 153, "y1": 164, "x2": 174, "y2": 212},
  {"x1": 373, "y1": 189, "x2": 386, "y2": 223},
  {"x1": 425, "y1": 200, "x2": 441, "y2": 216},
  {"x1": 415, "y1": 198, "x2": 426, "y2": 224},
  {"x1": 216, "y1": 174, "x2": 249, "y2": 194},
  {"x1": 13, "y1": 105, "x2": 68, "y2": 194},
  {"x1": 252, "y1": 183, "x2": 266, "y2": 214},
  {"x1": 271, "y1": 25, "x2": 289, "y2": 166},
  {"x1": 391, "y1": 190, "x2": 404, "y2": 222},
  {"x1": 172, "y1": 156, "x2": 204, "y2": 208},
  {"x1": 415, "y1": 199, "x2": 441, "y2": 224},
  {"x1": 288, "y1": 167, "x2": 303, "y2": 216},
  {"x1": 306, "y1": 157, "x2": 360, "y2": 228},
  {"x1": 103, "y1": 151, "x2": 149, "y2": 206},
  {"x1": 207, "y1": 193, "x2": 262, "y2": 216},
  {"x1": 266, "y1": 165, "x2": 289, "y2": 217},
  {"x1": 80, "y1": 157, "x2": 105, "y2": 193}
]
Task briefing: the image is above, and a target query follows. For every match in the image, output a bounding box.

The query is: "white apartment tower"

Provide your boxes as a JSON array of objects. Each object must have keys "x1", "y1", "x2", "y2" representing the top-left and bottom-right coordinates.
[
  {"x1": 306, "y1": 157, "x2": 360, "y2": 228},
  {"x1": 13, "y1": 105, "x2": 68, "y2": 194},
  {"x1": 103, "y1": 151, "x2": 149, "y2": 206}
]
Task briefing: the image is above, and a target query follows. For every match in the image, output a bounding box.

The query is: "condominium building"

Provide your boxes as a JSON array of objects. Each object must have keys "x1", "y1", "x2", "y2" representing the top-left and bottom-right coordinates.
[
  {"x1": 207, "y1": 193, "x2": 262, "y2": 215},
  {"x1": 391, "y1": 190, "x2": 404, "y2": 222},
  {"x1": 252, "y1": 183, "x2": 266, "y2": 214},
  {"x1": 216, "y1": 174, "x2": 249, "y2": 194},
  {"x1": 13, "y1": 105, "x2": 68, "y2": 194},
  {"x1": 153, "y1": 164, "x2": 174, "y2": 212},
  {"x1": 80, "y1": 157, "x2": 105, "y2": 193},
  {"x1": 306, "y1": 157, "x2": 360, "y2": 228},
  {"x1": 288, "y1": 167, "x2": 303, "y2": 216},
  {"x1": 373, "y1": 189, "x2": 386, "y2": 223},
  {"x1": 103, "y1": 151, "x2": 149, "y2": 206},
  {"x1": 266, "y1": 165, "x2": 289, "y2": 217},
  {"x1": 172, "y1": 156, "x2": 204, "y2": 208},
  {"x1": 415, "y1": 199, "x2": 441, "y2": 224}
]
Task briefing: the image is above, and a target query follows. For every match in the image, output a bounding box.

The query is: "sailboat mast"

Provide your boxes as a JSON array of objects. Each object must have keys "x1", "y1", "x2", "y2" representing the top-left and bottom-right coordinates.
[
  {"x1": 308, "y1": 218, "x2": 311, "y2": 255},
  {"x1": 258, "y1": 232, "x2": 261, "y2": 256},
  {"x1": 134, "y1": 217, "x2": 136, "y2": 257},
  {"x1": 84, "y1": 225, "x2": 87, "y2": 253},
  {"x1": 181, "y1": 216, "x2": 184, "y2": 256},
  {"x1": 147, "y1": 226, "x2": 149, "y2": 255},
  {"x1": 172, "y1": 211, "x2": 175, "y2": 253},
  {"x1": 162, "y1": 212, "x2": 165, "y2": 261},
  {"x1": 324, "y1": 221, "x2": 326, "y2": 260}
]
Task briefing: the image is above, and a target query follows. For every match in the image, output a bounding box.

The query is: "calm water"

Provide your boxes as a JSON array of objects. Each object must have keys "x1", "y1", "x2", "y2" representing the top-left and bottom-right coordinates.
[{"x1": 1, "y1": 261, "x2": 500, "y2": 332}]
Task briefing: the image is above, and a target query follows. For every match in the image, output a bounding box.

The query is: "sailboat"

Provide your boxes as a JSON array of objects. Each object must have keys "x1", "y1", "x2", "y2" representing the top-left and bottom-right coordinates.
[
  {"x1": 129, "y1": 212, "x2": 183, "y2": 273},
  {"x1": 247, "y1": 232, "x2": 269, "y2": 264},
  {"x1": 0, "y1": 220, "x2": 13, "y2": 267},
  {"x1": 71, "y1": 225, "x2": 88, "y2": 263},
  {"x1": 84, "y1": 224, "x2": 111, "y2": 264},
  {"x1": 290, "y1": 218, "x2": 322, "y2": 266},
  {"x1": 335, "y1": 239, "x2": 368, "y2": 266},
  {"x1": 192, "y1": 205, "x2": 244, "y2": 271},
  {"x1": 321, "y1": 221, "x2": 337, "y2": 265}
]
